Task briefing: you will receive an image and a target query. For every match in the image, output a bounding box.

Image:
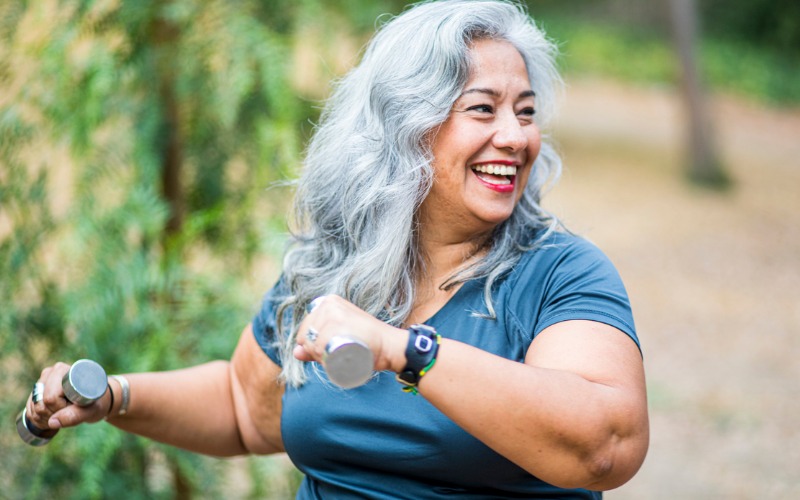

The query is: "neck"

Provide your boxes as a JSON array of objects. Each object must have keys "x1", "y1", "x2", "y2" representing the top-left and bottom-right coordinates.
[
  {"x1": 403, "y1": 229, "x2": 489, "y2": 327},
  {"x1": 417, "y1": 227, "x2": 490, "y2": 289}
]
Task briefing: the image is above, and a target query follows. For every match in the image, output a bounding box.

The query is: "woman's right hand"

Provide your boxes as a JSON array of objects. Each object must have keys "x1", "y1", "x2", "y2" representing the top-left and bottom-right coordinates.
[
  {"x1": 294, "y1": 295, "x2": 408, "y2": 374},
  {"x1": 26, "y1": 361, "x2": 112, "y2": 431}
]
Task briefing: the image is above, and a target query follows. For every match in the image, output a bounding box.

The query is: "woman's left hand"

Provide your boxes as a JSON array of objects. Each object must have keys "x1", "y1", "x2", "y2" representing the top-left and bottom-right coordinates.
[{"x1": 293, "y1": 295, "x2": 408, "y2": 373}]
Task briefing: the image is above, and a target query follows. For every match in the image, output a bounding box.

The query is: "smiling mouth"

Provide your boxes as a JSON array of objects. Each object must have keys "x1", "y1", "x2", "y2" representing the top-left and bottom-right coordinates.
[{"x1": 471, "y1": 164, "x2": 517, "y2": 186}]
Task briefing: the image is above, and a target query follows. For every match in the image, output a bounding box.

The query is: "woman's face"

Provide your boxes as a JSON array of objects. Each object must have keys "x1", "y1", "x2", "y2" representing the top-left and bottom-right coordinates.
[{"x1": 421, "y1": 39, "x2": 541, "y2": 240}]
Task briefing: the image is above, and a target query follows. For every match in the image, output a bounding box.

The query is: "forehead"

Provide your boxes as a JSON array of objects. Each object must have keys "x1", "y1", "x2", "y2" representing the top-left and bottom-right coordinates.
[{"x1": 465, "y1": 39, "x2": 531, "y2": 90}]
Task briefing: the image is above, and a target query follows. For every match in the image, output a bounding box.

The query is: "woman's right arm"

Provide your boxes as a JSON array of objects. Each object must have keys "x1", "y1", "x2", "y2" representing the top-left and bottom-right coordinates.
[{"x1": 30, "y1": 324, "x2": 284, "y2": 457}]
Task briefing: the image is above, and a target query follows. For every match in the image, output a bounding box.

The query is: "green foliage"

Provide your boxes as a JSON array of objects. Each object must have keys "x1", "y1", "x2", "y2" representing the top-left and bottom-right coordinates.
[
  {"x1": 539, "y1": 18, "x2": 678, "y2": 85},
  {"x1": 700, "y1": 37, "x2": 800, "y2": 105},
  {"x1": 537, "y1": 15, "x2": 800, "y2": 106},
  {"x1": 700, "y1": 0, "x2": 800, "y2": 58},
  {"x1": 0, "y1": 0, "x2": 321, "y2": 498},
  {"x1": 1, "y1": 0, "x2": 410, "y2": 496},
  {"x1": 529, "y1": 1, "x2": 800, "y2": 106},
  {"x1": 16, "y1": 0, "x2": 794, "y2": 496}
]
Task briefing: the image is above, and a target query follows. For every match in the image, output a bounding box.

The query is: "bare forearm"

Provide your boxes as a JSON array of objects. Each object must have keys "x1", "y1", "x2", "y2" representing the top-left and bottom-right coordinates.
[
  {"x1": 106, "y1": 361, "x2": 247, "y2": 457},
  {"x1": 418, "y1": 339, "x2": 648, "y2": 490}
]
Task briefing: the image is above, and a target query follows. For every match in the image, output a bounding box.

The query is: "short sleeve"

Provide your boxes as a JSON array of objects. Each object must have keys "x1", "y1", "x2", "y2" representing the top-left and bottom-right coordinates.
[
  {"x1": 509, "y1": 234, "x2": 639, "y2": 351},
  {"x1": 251, "y1": 276, "x2": 290, "y2": 367}
]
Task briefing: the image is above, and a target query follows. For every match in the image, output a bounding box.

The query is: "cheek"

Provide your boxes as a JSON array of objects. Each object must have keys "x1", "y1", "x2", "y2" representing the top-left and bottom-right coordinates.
[
  {"x1": 515, "y1": 169, "x2": 532, "y2": 202},
  {"x1": 431, "y1": 132, "x2": 475, "y2": 181},
  {"x1": 527, "y1": 128, "x2": 542, "y2": 159}
]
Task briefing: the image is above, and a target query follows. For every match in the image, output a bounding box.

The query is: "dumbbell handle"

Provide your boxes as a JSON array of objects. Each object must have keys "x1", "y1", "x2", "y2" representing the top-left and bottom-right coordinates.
[{"x1": 16, "y1": 359, "x2": 108, "y2": 446}]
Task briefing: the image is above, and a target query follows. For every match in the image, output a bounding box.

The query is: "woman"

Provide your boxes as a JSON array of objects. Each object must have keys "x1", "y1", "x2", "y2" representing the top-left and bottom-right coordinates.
[{"x1": 28, "y1": 1, "x2": 648, "y2": 498}]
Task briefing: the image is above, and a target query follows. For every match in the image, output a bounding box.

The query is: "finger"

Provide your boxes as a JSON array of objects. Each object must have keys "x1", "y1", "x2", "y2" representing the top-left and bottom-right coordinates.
[
  {"x1": 42, "y1": 362, "x2": 71, "y2": 414},
  {"x1": 293, "y1": 344, "x2": 314, "y2": 362},
  {"x1": 26, "y1": 365, "x2": 61, "y2": 429},
  {"x1": 27, "y1": 382, "x2": 47, "y2": 423},
  {"x1": 32, "y1": 381, "x2": 45, "y2": 406},
  {"x1": 297, "y1": 313, "x2": 324, "y2": 352},
  {"x1": 48, "y1": 403, "x2": 102, "y2": 430},
  {"x1": 27, "y1": 389, "x2": 54, "y2": 430},
  {"x1": 305, "y1": 326, "x2": 320, "y2": 344},
  {"x1": 298, "y1": 332, "x2": 322, "y2": 360},
  {"x1": 306, "y1": 295, "x2": 327, "y2": 314}
]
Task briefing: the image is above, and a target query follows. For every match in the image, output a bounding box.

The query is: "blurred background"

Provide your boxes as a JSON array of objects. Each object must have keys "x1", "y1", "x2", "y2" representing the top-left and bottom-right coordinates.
[{"x1": 1, "y1": 0, "x2": 798, "y2": 498}]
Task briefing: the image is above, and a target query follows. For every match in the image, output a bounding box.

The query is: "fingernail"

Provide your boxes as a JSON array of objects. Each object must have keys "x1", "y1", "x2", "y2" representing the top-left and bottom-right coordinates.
[{"x1": 48, "y1": 418, "x2": 61, "y2": 429}]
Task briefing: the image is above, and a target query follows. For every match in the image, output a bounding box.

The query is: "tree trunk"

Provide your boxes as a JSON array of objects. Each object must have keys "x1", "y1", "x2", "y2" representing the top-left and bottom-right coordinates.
[
  {"x1": 152, "y1": 18, "x2": 184, "y2": 239},
  {"x1": 667, "y1": 0, "x2": 731, "y2": 188},
  {"x1": 151, "y1": 15, "x2": 192, "y2": 499}
]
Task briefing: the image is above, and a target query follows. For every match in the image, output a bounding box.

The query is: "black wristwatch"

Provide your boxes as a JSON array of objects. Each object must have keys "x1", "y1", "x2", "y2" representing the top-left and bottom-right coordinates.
[{"x1": 396, "y1": 324, "x2": 440, "y2": 389}]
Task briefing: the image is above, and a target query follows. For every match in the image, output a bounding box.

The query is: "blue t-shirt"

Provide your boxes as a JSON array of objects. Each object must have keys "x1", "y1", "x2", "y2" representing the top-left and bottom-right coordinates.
[{"x1": 252, "y1": 232, "x2": 639, "y2": 499}]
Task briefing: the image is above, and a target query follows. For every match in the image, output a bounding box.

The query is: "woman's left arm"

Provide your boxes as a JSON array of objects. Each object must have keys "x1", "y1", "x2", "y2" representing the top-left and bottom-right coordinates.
[
  {"x1": 296, "y1": 297, "x2": 648, "y2": 491},
  {"x1": 418, "y1": 319, "x2": 648, "y2": 491}
]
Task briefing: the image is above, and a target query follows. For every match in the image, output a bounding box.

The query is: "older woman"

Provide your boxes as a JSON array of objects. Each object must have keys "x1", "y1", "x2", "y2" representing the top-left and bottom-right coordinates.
[{"x1": 29, "y1": 1, "x2": 648, "y2": 498}]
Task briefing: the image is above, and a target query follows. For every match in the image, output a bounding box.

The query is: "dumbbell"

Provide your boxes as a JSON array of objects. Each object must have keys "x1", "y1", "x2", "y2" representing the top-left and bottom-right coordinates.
[
  {"x1": 324, "y1": 336, "x2": 374, "y2": 389},
  {"x1": 16, "y1": 359, "x2": 108, "y2": 446}
]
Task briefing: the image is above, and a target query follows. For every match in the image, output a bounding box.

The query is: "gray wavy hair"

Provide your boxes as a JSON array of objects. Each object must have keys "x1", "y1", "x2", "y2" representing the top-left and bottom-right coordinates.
[{"x1": 276, "y1": 0, "x2": 563, "y2": 385}]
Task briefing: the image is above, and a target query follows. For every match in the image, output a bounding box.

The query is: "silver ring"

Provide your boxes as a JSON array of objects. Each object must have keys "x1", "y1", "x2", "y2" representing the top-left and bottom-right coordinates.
[
  {"x1": 32, "y1": 382, "x2": 44, "y2": 405},
  {"x1": 306, "y1": 296, "x2": 324, "y2": 314},
  {"x1": 306, "y1": 327, "x2": 319, "y2": 343}
]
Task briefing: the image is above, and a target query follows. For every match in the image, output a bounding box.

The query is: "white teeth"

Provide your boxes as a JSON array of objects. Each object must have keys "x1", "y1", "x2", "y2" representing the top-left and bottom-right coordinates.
[
  {"x1": 471, "y1": 164, "x2": 517, "y2": 176},
  {"x1": 489, "y1": 176, "x2": 511, "y2": 185}
]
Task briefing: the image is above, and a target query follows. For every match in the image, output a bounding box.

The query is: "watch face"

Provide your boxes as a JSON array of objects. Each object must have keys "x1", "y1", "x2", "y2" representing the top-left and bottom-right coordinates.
[{"x1": 412, "y1": 332, "x2": 435, "y2": 355}]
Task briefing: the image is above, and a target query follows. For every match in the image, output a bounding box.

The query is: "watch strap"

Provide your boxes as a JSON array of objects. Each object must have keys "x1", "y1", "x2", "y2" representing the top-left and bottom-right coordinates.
[{"x1": 396, "y1": 324, "x2": 440, "y2": 391}]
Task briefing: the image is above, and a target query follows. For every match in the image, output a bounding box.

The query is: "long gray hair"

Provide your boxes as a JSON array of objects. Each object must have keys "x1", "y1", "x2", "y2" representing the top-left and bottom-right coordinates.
[{"x1": 276, "y1": 0, "x2": 563, "y2": 385}]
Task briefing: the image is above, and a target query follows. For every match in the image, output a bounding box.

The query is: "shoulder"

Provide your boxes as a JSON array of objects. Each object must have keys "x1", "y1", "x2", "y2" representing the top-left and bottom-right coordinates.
[
  {"x1": 512, "y1": 231, "x2": 618, "y2": 283},
  {"x1": 502, "y1": 231, "x2": 638, "y2": 347},
  {"x1": 251, "y1": 275, "x2": 291, "y2": 366}
]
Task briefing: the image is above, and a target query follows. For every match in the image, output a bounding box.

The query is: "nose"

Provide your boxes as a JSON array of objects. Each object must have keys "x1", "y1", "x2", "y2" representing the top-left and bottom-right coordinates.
[{"x1": 491, "y1": 111, "x2": 529, "y2": 152}]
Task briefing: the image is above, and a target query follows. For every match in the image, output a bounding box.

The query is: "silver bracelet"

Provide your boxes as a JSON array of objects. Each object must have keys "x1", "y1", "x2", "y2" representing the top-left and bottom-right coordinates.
[{"x1": 110, "y1": 375, "x2": 130, "y2": 416}]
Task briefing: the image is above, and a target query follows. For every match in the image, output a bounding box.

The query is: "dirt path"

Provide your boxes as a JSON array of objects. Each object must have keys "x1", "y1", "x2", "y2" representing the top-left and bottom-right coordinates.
[{"x1": 548, "y1": 77, "x2": 800, "y2": 499}]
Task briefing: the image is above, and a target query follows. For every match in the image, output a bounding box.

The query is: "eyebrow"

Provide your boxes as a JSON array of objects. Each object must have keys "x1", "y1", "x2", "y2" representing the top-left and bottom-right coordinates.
[{"x1": 460, "y1": 88, "x2": 536, "y2": 99}]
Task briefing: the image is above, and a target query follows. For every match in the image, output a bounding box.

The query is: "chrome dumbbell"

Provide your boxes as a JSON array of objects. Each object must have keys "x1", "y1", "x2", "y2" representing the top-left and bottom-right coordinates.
[
  {"x1": 324, "y1": 336, "x2": 374, "y2": 389},
  {"x1": 16, "y1": 359, "x2": 108, "y2": 446}
]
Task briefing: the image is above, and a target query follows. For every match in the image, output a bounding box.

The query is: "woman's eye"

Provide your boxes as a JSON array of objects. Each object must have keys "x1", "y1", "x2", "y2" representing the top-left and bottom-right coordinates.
[
  {"x1": 518, "y1": 107, "x2": 536, "y2": 117},
  {"x1": 467, "y1": 104, "x2": 494, "y2": 113}
]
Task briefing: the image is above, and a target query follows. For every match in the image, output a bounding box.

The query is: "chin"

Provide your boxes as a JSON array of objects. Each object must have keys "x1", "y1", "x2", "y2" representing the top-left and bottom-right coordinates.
[{"x1": 476, "y1": 209, "x2": 515, "y2": 228}]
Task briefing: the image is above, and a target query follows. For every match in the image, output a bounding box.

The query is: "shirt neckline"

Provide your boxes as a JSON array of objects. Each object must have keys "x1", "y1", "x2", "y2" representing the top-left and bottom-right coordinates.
[{"x1": 421, "y1": 278, "x2": 485, "y2": 328}]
